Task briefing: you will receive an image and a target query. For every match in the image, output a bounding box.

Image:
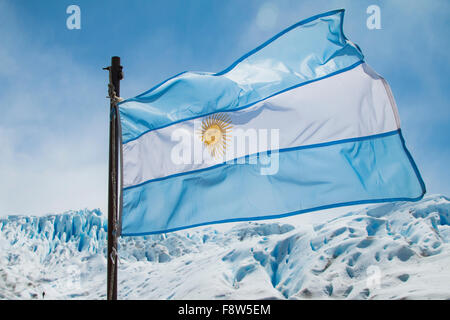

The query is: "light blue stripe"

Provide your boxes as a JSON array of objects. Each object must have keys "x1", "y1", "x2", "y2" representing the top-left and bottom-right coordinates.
[
  {"x1": 123, "y1": 130, "x2": 399, "y2": 191},
  {"x1": 119, "y1": 9, "x2": 364, "y2": 144},
  {"x1": 121, "y1": 132, "x2": 425, "y2": 236}
]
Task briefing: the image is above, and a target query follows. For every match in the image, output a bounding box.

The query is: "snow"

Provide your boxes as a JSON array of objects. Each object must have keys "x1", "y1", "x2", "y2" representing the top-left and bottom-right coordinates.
[{"x1": 0, "y1": 195, "x2": 449, "y2": 300}]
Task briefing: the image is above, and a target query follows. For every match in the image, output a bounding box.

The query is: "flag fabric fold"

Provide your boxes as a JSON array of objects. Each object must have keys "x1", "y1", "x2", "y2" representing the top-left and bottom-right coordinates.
[{"x1": 118, "y1": 9, "x2": 425, "y2": 236}]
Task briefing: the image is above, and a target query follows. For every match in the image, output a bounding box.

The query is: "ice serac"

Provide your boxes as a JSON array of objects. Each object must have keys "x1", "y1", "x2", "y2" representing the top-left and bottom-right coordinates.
[
  {"x1": 0, "y1": 195, "x2": 449, "y2": 299},
  {"x1": 0, "y1": 209, "x2": 107, "y2": 258}
]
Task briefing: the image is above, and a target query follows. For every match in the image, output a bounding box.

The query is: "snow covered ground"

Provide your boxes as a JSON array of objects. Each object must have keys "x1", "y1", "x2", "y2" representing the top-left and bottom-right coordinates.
[{"x1": 0, "y1": 195, "x2": 449, "y2": 300}]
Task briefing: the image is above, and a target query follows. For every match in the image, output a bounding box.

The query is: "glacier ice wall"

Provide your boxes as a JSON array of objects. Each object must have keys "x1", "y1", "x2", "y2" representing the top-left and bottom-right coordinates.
[{"x1": 0, "y1": 195, "x2": 449, "y2": 299}]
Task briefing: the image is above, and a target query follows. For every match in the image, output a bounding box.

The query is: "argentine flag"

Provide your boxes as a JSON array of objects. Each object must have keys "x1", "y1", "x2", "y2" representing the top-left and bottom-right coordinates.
[{"x1": 118, "y1": 9, "x2": 425, "y2": 236}]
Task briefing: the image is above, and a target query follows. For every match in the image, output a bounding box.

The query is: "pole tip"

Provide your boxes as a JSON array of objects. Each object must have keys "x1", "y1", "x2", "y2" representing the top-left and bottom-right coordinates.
[{"x1": 112, "y1": 56, "x2": 121, "y2": 65}]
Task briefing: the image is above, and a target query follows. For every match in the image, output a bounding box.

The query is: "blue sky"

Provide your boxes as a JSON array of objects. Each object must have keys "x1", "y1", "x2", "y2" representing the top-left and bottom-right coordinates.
[{"x1": 0, "y1": 0, "x2": 448, "y2": 216}]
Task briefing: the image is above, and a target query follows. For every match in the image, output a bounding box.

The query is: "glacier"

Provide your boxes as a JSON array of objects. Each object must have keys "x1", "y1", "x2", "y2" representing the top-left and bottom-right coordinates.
[{"x1": 0, "y1": 195, "x2": 449, "y2": 300}]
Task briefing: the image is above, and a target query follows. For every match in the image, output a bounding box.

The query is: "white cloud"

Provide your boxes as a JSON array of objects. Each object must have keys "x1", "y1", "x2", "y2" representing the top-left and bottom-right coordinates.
[{"x1": 0, "y1": 2, "x2": 108, "y2": 216}]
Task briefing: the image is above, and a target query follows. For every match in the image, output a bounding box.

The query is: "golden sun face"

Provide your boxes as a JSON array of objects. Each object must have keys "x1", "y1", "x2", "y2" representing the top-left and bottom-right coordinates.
[{"x1": 197, "y1": 113, "x2": 232, "y2": 159}]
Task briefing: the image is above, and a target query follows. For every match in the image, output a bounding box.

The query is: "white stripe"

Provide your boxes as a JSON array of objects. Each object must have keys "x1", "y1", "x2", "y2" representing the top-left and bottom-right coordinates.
[{"x1": 122, "y1": 63, "x2": 399, "y2": 188}]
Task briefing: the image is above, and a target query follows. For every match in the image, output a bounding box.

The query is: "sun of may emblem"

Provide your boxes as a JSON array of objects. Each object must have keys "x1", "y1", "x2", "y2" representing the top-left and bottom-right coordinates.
[{"x1": 197, "y1": 113, "x2": 233, "y2": 158}]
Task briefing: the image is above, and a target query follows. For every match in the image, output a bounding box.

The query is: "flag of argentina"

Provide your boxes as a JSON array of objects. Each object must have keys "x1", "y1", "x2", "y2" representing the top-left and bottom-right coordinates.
[{"x1": 118, "y1": 9, "x2": 425, "y2": 236}]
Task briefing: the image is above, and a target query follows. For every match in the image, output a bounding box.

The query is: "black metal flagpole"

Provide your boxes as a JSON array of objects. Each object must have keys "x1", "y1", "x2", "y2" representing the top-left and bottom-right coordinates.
[{"x1": 104, "y1": 56, "x2": 123, "y2": 300}]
